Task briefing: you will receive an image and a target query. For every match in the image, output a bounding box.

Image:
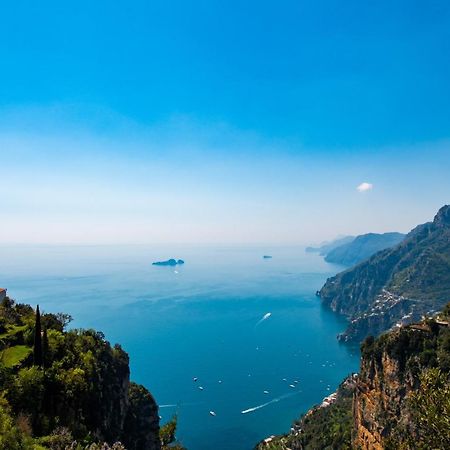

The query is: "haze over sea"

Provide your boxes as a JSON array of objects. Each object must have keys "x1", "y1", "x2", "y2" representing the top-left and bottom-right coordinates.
[{"x1": 1, "y1": 244, "x2": 359, "y2": 450}]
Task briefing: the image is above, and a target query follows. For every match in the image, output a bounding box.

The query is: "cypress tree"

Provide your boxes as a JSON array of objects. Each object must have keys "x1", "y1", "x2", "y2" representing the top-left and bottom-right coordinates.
[
  {"x1": 42, "y1": 326, "x2": 49, "y2": 368},
  {"x1": 33, "y1": 304, "x2": 43, "y2": 367}
]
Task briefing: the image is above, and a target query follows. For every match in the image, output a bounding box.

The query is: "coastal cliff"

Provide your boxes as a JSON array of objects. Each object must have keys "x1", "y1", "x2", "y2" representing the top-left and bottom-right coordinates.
[
  {"x1": 256, "y1": 306, "x2": 450, "y2": 449},
  {"x1": 319, "y1": 205, "x2": 450, "y2": 342},
  {"x1": 255, "y1": 207, "x2": 450, "y2": 449},
  {"x1": 0, "y1": 297, "x2": 161, "y2": 449},
  {"x1": 354, "y1": 315, "x2": 450, "y2": 449},
  {"x1": 255, "y1": 375, "x2": 357, "y2": 450}
]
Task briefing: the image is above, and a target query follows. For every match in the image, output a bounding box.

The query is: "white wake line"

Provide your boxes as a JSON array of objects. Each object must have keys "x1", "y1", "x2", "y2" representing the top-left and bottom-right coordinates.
[
  {"x1": 241, "y1": 391, "x2": 301, "y2": 414},
  {"x1": 255, "y1": 312, "x2": 272, "y2": 327},
  {"x1": 160, "y1": 402, "x2": 202, "y2": 409}
]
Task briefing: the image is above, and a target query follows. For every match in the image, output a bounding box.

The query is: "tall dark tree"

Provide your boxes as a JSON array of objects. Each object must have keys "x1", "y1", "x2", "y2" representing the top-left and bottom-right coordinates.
[
  {"x1": 33, "y1": 304, "x2": 43, "y2": 367},
  {"x1": 42, "y1": 326, "x2": 49, "y2": 368}
]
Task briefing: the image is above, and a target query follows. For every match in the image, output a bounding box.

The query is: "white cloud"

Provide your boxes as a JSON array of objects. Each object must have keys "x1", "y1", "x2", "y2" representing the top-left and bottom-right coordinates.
[{"x1": 357, "y1": 182, "x2": 373, "y2": 192}]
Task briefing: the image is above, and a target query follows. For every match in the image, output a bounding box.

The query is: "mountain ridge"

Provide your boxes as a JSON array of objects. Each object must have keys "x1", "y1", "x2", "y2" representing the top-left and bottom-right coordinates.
[
  {"x1": 319, "y1": 205, "x2": 450, "y2": 342},
  {"x1": 324, "y1": 232, "x2": 405, "y2": 266},
  {"x1": 305, "y1": 236, "x2": 355, "y2": 255}
]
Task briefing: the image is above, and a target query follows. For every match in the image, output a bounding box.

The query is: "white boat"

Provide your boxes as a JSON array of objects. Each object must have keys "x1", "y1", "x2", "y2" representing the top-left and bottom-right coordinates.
[
  {"x1": 289, "y1": 384, "x2": 295, "y2": 388},
  {"x1": 263, "y1": 390, "x2": 269, "y2": 394},
  {"x1": 209, "y1": 411, "x2": 216, "y2": 416},
  {"x1": 198, "y1": 386, "x2": 204, "y2": 390}
]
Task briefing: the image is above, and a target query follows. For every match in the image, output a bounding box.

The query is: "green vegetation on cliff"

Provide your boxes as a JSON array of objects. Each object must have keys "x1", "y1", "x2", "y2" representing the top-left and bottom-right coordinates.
[
  {"x1": 0, "y1": 296, "x2": 161, "y2": 450},
  {"x1": 257, "y1": 304, "x2": 450, "y2": 450},
  {"x1": 320, "y1": 205, "x2": 450, "y2": 342},
  {"x1": 255, "y1": 376, "x2": 356, "y2": 450},
  {"x1": 356, "y1": 306, "x2": 450, "y2": 449}
]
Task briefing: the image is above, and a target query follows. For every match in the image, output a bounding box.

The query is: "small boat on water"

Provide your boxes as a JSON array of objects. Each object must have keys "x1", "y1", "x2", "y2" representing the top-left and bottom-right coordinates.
[
  {"x1": 193, "y1": 377, "x2": 198, "y2": 382},
  {"x1": 289, "y1": 384, "x2": 295, "y2": 388},
  {"x1": 209, "y1": 411, "x2": 216, "y2": 416},
  {"x1": 198, "y1": 386, "x2": 204, "y2": 390},
  {"x1": 263, "y1": 390, "x2": 269, "y2": 394}
]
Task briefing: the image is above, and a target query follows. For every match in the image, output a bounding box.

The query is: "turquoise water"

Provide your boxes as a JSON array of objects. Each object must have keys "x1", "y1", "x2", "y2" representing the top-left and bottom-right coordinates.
[{"x1": 0, "y1": 245, "x2": 359, "y2": 450}]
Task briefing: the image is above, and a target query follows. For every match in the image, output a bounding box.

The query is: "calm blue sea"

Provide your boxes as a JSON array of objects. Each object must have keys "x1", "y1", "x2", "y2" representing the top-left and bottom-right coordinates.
[{"x1": 0, "y1": 244, "x2": 359, "y2": 450}]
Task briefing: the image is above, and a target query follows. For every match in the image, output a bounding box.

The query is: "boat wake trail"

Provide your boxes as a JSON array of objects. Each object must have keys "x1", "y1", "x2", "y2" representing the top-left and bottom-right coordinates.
[
  {"x1": 241, "y1": 391, "x2": 300, "y2": 414},
  {"x1": 160, "y1": 402, "x2": 202, "y2": 409},
  {"x1": 255, "y1": 312, "x2": 272, "y2": 328}
]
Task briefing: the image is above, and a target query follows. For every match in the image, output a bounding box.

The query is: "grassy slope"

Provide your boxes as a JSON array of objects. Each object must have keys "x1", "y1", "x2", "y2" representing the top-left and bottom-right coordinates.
[{"x1": 0, "y1": 345, "x2": 32, "y2": 367}]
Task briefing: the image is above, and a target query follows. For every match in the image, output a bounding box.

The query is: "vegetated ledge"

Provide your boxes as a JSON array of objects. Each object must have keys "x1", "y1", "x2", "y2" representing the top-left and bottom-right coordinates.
[
  {"x1": 0, "y1": 295, "x2": 185, "y2": 450},
  {"x1": 255, "y1": 304, "x2": 450, "y2": 450}
]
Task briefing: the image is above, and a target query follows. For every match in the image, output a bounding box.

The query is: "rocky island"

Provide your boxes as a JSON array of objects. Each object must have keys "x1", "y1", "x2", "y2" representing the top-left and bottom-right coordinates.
[{"x1": 152, "y1": 259, "x2": 185, "y2": 266}]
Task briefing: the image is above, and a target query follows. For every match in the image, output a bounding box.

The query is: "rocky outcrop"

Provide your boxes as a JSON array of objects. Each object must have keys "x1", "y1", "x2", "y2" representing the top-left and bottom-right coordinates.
[
  {"x1": 0, "y1": 298, "x2": 161, "y2": 450},
  {"x1": 353, "y1": 349, "x2": 409, "y2": 449},
  {"x1": 353, "y1": 318, "x2": 450, "y2": 449},
  {"x1": 46, "y1": 333, "x2": 161, "y2": 450},
  {"x1": 123, "y1": 383, "x2": 161, "y2": 450},
  {"x1": 152, "y1": 259, "x2": 184, "y2": 266}
]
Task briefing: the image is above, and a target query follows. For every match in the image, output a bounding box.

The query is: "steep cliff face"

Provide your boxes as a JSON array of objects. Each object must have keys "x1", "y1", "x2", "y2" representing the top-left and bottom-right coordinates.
[
  {"x1": 354, "y1": 318, "x2": 450, "y2": 449},
  {"x1": 320, "y1": 205, "x2": 450, "y2": 342},
  {"x1": 353, "y1": 348, "x2": 411, "y2": 449},
  {"x1": 41, "y1": 330, "x2": 161, "y2": 449},
  {"x1": 123, "y1": 382, "x2": 161, "y2": 450}
]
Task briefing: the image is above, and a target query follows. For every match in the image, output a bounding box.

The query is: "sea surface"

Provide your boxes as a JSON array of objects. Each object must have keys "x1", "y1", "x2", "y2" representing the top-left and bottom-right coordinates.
[{"x1": 0, "y1": 244, "x2": 359, "y2": 450}]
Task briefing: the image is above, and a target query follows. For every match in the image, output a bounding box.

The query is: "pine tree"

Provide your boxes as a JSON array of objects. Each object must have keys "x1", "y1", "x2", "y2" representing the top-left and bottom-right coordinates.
[{"x1": 33, "y1": 305, "x2": 43, "y2": 367}]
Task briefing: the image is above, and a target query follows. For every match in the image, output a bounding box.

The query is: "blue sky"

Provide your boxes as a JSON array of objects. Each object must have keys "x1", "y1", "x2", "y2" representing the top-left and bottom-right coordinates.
[{"x1": 1, "y1": 0, "x2": 449, "y2": 244}]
